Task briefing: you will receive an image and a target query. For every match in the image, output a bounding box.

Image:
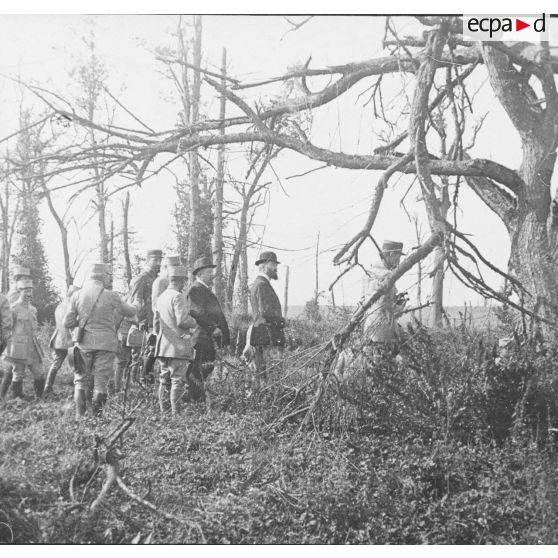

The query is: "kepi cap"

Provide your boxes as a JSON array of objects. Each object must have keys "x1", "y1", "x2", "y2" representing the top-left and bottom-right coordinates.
[
  {"x1": 89, "y1": 263, "x2": 111, "y2": 276},
  {"x1": 192, "y1": 256, "x2": 216, "y2": 275},
  {"x1": 163, "y1": 255, "x2": 181, "y2": 266},
  {"x1": 255, "y1": 251, "x2": 280, "y2": 266},
  {"x1": 13, "y1": 266, "x2": 31, "y2": 277},
  {"x1": 168, "y1": 265, "x2": 188, "y2": 278},
  {"x1": 381, "y1": 240, "x2": 404, "y2": 254},
  {"x1": 16, "y1": 279, "x2": 33, "y2": 290},
  {"x1": 147, "y1": 249, "x2": 163, "y2": 258}
]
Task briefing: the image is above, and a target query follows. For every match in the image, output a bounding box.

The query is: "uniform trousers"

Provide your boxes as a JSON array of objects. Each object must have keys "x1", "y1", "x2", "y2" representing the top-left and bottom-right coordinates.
[{"x1": 74, "y1": 350, "x2": 114, "y2": 395}]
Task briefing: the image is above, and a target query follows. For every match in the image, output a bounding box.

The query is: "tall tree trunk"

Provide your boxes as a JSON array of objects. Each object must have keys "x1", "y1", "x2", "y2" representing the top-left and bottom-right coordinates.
[
  {"x1": 227, "y1": 200, "x2": 248, "y2": 312},
  {"x1": 41, "y1": 182, "x2": 73, "y2": 287},
  {"x1": 213, "y1": 47, "x2": 227, "y2": 306},
  {"x1": 187, "y1": 15, "x2": 203, "y2": 272},
  {"x1": 239, "y1": 222, "x2": 249, "y2": 315},
  {"x1": 284, "y1": 265, "x2": 290, "y2": 318},
  {"x1": 122, "y1": 192, "x2": 132, "y2": 286}
]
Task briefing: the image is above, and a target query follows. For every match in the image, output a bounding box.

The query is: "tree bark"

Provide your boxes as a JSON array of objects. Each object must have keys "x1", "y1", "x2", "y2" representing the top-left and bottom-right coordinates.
[
  {"x1": 213, "y1": 47, "x2": 227, "y2": 306},
  {"x1": 122, "y1": 192, "x2": 132, "y2": 286},
  {"x1": 188, "y1": 15, "x2": 203, "y2": 272}
]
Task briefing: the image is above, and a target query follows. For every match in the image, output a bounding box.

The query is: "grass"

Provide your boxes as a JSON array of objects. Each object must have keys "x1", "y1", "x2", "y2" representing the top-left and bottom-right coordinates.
[{"x1": 2, "y1": 322, "x2": 558, "y2": 544}]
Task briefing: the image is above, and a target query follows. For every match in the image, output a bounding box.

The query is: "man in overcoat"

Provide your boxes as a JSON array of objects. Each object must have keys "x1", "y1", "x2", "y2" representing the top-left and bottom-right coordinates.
[
  {"x1": 153, "y1": 265, "x2": 197, "y2": 414},
  {"x1": 65, "y1": 263, "x2": 137, "y2": 417},
  {"x1": 44, "y1": 284, "x2": 79, "y2": 396},
  {"x1": 3, "y1": 279, "x2": 45, "y2": 399},
  {"x1": 244, "y1": 251, "x2": 285, "y2": 388},
  {"x1": 186, "y1": 256, "x2": 230, "y2": 401},
  {"x1": 114, "y1": 248, "x2": 163, "y2": 389}
]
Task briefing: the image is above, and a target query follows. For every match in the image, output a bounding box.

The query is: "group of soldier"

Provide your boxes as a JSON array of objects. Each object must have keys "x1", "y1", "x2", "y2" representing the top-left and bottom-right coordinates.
[{"x1": 0, "y1": 248, "x2": 287, "y2": 418}]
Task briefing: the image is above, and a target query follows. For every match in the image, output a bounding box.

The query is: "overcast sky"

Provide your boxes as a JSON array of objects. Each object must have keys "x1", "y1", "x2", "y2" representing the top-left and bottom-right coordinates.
[{"x1": 0, "y1": 14, "x2": 556, "y2": 308}]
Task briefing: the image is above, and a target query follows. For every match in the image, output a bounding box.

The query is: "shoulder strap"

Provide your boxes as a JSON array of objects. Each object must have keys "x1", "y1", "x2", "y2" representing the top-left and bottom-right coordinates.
[{"x1": 81, "y1": 287, "x2": 105, "y2": 329}]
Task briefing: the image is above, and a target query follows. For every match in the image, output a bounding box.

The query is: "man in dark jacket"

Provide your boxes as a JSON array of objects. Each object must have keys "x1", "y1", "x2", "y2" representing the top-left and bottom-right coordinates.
[
  {"x1": 186, "y1": 256, "x2": 230, "y2": 401},
  {"x1": 244, "y1": 251, "x2": 285, "y2": 389},
  {"x1": 114, "y1": 248, "x2": 163, "y2": 389}
]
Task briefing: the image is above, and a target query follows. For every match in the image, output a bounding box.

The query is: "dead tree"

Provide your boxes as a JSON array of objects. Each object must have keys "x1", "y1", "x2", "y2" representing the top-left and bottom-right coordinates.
[{"x1": 23, "y1": 16, "x2": 558, "y2": 334}]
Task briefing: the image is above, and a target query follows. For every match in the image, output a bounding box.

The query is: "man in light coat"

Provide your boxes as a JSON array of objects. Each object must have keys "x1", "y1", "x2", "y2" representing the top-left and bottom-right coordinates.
[
  {"x1": 3, "y1": 279, "x2": 45, "y2": 399},
  {"x1": 44, "y1": 284, "x2": 80, "y2": 396},
  {"x1": 152, "y1": 255, "x2": 181, "y2": 312},
  {"x1": 65, "y1": 263, "x2": 137, "y2": 417},
  {"x1": 0, "y1": 265, "x2": 32, "y2": 396},
  {"x1": 154, "y1": 265, "x2": 197, "y2": 414}
]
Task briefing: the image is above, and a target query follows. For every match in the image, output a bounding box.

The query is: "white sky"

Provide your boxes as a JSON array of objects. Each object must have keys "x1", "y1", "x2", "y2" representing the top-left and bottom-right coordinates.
[{"x1": 0, "y1": 12, "x2": 556, "y2": 307}]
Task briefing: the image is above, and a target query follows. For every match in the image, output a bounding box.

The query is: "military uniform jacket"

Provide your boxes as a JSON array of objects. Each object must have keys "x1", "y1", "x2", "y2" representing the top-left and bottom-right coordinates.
[
  {"x1": 119, "y1": 269, "x2": 158, "y2": 336},
  {"x1": 64, "y1": 279, "x2": 137, "y2": 353},
  {"x1": 187, "y1": 280, "x2": 230, "y2": 349},
  {"x1": 4, "y1": 301, "x2": 43, "y2": 364},
  {"x1": 249, "y1": 274, "x2": 285, "y2": 347},
  {"x1": 49, "y1": 299, "x2": 73, "y2": 350},
  {"x1": 151, "y1": 275, "x2": 169, "y2": 313},
  {"x1": 363, "y1": 264, "x2": 401, "y2": 343},
  {"x1": 0, "y1": 293, "x2": 11, "y2": 343},
  {"x1": 154, "y1": 287, "x2": 196, "y2": 360}
]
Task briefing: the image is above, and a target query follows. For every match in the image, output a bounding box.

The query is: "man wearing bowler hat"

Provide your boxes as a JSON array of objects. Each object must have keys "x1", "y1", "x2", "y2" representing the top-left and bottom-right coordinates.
[
  {"x1": 186, "y1": 256, "x2": 230, "y2": 402},
  {"x1": 245, "y1": 251, "x2": 285, "y2": 389},
  {"x1": 114, "y1": 248, "x2": 163, "y2": 390},
  {"x1": 363, "y1": 240, "x2": 407, "y2": 359},
  {"x1": 153, "y1": 265, "x2": 197, "y2": 414}
]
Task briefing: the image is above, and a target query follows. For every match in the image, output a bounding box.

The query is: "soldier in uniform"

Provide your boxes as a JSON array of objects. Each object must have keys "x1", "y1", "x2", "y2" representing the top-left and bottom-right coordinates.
[
  {"x1": 114, "y1": 248, "x2": 163, "y2": 390},
  {"x1": 7, "y1": 266, "x2": 31, "y2": 304},
  {"x1": 0, "y1": 291, "x2": 13, "y2": 398},
  {"x1": 44, "y1": 285, "x2": 80, "y2": 396},
  {"x1": 1, "y1": 266, "x2": 32, "y2": 396},
  {"x1": 152, "y1": 255, "x2": 181, "y2": 312},
  {"x1": 65, "y1": 263, "x2": 137, "y2": 418},
  {"x1": 186, "y1": 256, "x2": 230, "y2": 401},
  {"x1": 244, "y1": 251, "x2": 285, "y2": 389},
  {"x1": 153, "y1": 265, "x2": 196, "y2": 414},
  {"x1": 3, "y1": 278, "x2": 46, "y2": 399},
  {"x1": 363, "y1": 240, "x2": 406, "y2": 361}
]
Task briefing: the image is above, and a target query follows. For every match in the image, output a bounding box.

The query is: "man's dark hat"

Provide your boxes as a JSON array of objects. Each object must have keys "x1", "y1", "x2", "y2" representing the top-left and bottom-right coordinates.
[
  {"x1": 193, "y1": 256, "x2": 216, "y2": 275},
  {"x1": 255, "y1": 251, "x2": 280, "y2": 266},
  {"x1": 147, "y1": 249, "x2": 163, "y2": 258}
]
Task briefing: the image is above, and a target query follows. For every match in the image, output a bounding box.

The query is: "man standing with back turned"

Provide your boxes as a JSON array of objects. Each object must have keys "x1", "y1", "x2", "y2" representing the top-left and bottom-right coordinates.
[
  {"x1": 114, "y1": 248, "x2": 163, "y2": 390},
  {"x1": 65, "y1": 263, "x2": 137, "y2": 418}
]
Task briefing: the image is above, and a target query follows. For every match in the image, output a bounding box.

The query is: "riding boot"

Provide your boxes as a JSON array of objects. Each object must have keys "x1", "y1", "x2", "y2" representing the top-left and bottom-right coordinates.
[
  {"x1": 92, "y1": 392, "x2": 107, "y2": 417},
  {"x1": 74, "y1": 388, "x2": 87, "y2": 417},
  {"x1": 113, "y1": 363, "x2": 124, "y2": 392},
  {"x1": 34, "y1": 378, "x2": 46, "y2": 398},
  {"x1": 11, "y1": 380, "x2": 23, "y2": 399},
  {"x1": 158, "y1": 382, "x2": 170, "y2": 413},
  {"x1": 44, "y1": 366, "x2": 58, "y2": 395},
  {"x1": 0, "y1": 370, "x2": 13, "y2": 399},
  {"x1": 170, "y1": 383, "x2": 183, "y2": 415}
]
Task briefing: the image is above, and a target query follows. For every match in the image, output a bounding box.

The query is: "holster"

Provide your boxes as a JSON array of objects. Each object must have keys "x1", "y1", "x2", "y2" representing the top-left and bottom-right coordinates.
[{"x1": 69, "y1": 345, "x2": 86, "y2": 374}]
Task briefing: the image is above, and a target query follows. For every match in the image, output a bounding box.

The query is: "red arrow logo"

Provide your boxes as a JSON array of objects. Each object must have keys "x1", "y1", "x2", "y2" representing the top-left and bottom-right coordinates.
[{"x1": 516, "y1": 18, "x2": 530, "y2": 31}]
